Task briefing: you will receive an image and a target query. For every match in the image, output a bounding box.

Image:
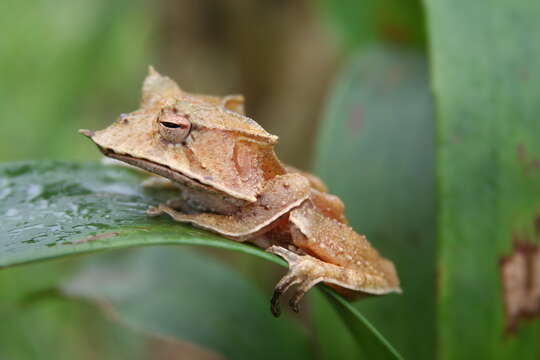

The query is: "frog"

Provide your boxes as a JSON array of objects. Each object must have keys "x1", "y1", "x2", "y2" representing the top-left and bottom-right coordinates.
[{"x1": 79, "y1": 67, "x2": 401, "y2": 317}]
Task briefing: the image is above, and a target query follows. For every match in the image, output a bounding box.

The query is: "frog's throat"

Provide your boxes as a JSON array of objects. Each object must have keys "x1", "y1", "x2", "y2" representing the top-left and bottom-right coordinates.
[{"x1": 98, "y1": 147, "x2": 255, "y2": 203}]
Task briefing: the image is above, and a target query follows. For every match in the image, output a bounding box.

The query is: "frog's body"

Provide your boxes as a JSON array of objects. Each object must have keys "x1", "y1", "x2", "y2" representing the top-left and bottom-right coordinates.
[{"x1": 80, "y1": 68, "x2": 400, "y2": 316}]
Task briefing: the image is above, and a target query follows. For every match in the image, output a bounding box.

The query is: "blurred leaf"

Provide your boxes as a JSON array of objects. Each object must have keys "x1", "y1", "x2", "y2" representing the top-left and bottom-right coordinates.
[
  {"x1": 0, "y1": 260, "x2": 169, "y2": 360},
  {"x1": 0, "y1": 0, "x2": 154, "y2": 161},
  {"x1": 315, "y1": 0, "x2": 426, "y2": 51},
  {"x1": 0, "y1": 161, "x2": 401, "y2": 358},
  {"x1": 311, "y1": 289, "x2": 403, "y2": 360},
  {"x1": 310, "y1": 290, "x2": 362, "y2": 359},
  {"x1": 314, "y1": 45, "x2": 435, "y2": 359},
  {"x1": 424, "y1": 0, "x2": 540, "y2": 358},
  {"x1": 322, "y1": 289, "x2": 403, "y2": 360},
  {"x1": 62, "y1": 247, "x2": 309, "y2": 360}
]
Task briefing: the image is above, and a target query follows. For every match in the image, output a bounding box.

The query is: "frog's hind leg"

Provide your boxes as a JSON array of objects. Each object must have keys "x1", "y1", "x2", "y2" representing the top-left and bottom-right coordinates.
[
  {"x1": 267, "y1": 245, "x2": 348, "y2": 316},
  {"x1": 267, "y1": 244, "x2": 400, "y2": 317},
  {"x1": 267, "y1": 200, "x2": 401, "y2": 317},
  {"x1": 268, "y1": 246, "x2": 318, "y2": 316}
]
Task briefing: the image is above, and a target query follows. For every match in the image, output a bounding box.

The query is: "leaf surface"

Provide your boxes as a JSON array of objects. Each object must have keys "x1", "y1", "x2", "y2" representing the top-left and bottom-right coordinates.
[
  {"x1": 0, "y1": 161, "x2": 401, "y2": 359},
  {"x1": 63, "y1": 247, "x2": 309, "y2": 360},
  {"x1": 424, "y1": 0, "x2": 540, "y2": 358}
]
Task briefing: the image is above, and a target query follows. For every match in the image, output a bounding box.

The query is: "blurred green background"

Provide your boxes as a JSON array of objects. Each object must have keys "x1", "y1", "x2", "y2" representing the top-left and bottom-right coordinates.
[
  {"x1": 2, "y1": 0, "x2": 540, "y2": 359},
  {"x1": 0, "y1": 0, "x2": 343, "y2": 167}
]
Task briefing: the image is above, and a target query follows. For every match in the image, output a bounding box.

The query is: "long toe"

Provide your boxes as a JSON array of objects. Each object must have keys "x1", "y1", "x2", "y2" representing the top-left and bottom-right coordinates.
[{"x1": 270, "y1": 291, "x2": 282, "y2": 317}]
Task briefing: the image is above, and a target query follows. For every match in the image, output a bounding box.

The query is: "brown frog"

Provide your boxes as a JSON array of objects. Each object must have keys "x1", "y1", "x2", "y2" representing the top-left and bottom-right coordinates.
[{"x1": 80, "y1": 67, "x2": 401, "y2": 316}]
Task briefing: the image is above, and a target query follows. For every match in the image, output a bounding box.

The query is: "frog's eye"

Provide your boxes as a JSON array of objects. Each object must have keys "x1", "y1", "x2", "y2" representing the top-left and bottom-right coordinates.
[{"x1": 158, "y1": 108, "x2": 191, "y2": 144}]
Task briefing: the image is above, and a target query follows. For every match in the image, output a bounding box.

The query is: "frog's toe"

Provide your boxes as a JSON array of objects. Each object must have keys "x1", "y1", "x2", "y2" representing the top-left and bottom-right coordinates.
[
  {"x1": 267, "y1": 245, "x2": 301, "y2": 263},
  {"x1": 269, "y1": 268, "x2": 317, "y2": 317},
  {"x1": 270, "y1": 271, "x2": 301, "y2": 317},
  {"x1": 146, "y1": 204, "x2": 165, "y2": 216},
  {"x1": 288, "y1": 283, "x2": 312, "y2": 313},
  {"x1": 267, "y1": 245, "x2": 322, "y2": 317}
]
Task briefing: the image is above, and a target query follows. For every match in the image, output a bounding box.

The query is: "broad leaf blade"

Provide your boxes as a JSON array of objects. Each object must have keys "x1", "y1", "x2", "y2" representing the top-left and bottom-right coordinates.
[
  {"x1": 424, "y1": 0, "x2": 540, "y2": 358},
  {"x1": 0, "y1": 161, "x2": 281, "y2": 268},
  {"x1": 314, "y1": 45, "x2": 435, "y2": 359}
]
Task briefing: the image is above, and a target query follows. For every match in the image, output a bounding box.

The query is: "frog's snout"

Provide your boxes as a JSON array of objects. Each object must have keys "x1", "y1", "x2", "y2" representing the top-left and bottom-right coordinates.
[{"x1": 78, "y1": 129, "x2": 95, "y2": 138}]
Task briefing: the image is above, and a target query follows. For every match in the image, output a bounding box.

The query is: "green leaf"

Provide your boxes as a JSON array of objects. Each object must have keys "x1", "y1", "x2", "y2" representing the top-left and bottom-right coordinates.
[
  {"x1": 311, "y1": 288, "x2": 404, "y2": 360},
  {"x1": 0, "y1": 161, "x2": 401, "y2": 359},
  {"x1": 0, "y1": 0, "x2": 154, "y2": 161},
  {"x1": 62, "y1": 247, "x2": 309, "y2": 360},
  {"x1": 314, "y1": 45, "x2": 435, "y2": 359},
  {"x1": 0, "y1": 161, "x2": 281, "y2": 268},
  {"x1": 424, "y1": 0, "x2": 540, "y2": 358},
  {"x1": 0, "y1": 260, "x2": 168, "y2": 360}
]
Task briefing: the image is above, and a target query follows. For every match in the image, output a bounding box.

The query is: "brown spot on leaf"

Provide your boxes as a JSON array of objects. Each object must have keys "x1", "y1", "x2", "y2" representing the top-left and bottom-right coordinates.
[
  {"x1": 383, "y1": 66, "x2": 403, "y2": 91},
  {"x1": 521, "y1": 68, "x2": 529, "y2": 83},
  {"x1": 379, "y1": 23, "x2": 409, "y2": 46},
  {"x1": 516, "y1": 143, "x2": 540, "y2": 176},
  {"x1": 535, "y1": 217, "x2": 540, "y2": 240},
  {"x1": 499, "y1": 221, "x2": 540, "y2": 336},
  {"x1": 346, "y1": 106, "x2": 363, "y2": 136},
  {"x1": 74, "y1": 232, "x2": 119, "y2": 244},
  {"x1": 147, "y1": 336, "x2": 222, "y2": 360}
]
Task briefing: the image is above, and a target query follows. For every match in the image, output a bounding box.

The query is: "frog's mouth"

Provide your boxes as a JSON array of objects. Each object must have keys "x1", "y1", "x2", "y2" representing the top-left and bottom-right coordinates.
[
  {"x1": 104, "y1": 148, "x2": 224, "y2": 195},
  {"x1": 79, "y1": 128, "x2": 259, "y2": 203},
  {"x1": 79, "y1": 129, "x2": 222, "y2": 195}
]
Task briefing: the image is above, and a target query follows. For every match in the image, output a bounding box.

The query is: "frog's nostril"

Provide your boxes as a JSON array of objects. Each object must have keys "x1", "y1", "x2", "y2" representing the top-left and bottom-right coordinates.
[{"x1": 78, "y1": 129, "x2": 95, "y2": 137}]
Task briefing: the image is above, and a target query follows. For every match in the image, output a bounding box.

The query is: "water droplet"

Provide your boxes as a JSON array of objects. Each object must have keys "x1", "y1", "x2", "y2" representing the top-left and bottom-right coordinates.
[
  {"x1": 0, "y1": 188, "x2": 12, "y2": 200},
  {"x1": 27, "y1": 184, "x2": 43, "y2": 201},
  {"x1": 5, "y1": 208, "x2": 18, "y2": 216},
  {"x1": 98, "y1": 184, "x2": 140, "y2": 196}
]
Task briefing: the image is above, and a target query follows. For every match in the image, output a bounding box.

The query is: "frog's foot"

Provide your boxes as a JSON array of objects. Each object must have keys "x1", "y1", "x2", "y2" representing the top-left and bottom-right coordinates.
[
  {"x1": 267, "y1": 245, "x2": 401, "y2": 317},
  {"x1": 267, "y1": 245, "x2": 333, "y2": 317},
  {"x1": 147, "y1": 200, "x2": 184, "y2": 214},
  {"x1": 147, "y1": 204, "x2": 167, "y2": 216}
]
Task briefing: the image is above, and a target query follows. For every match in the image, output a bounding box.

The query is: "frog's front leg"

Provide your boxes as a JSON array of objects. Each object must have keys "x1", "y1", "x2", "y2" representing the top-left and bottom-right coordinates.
[
  {"x1": 147, "y1": 173, "x2": 311, "y2": 240},
  {"x1": 268, "y1": 201, "x2": 401, "y2": 316},
  {"x1": 141, "y1": 175, "x2": 177, "y2": 189}
]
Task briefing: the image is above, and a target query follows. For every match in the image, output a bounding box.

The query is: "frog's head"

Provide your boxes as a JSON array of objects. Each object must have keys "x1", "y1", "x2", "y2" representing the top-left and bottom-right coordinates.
[{"x1": 80, "y1": 67, "x2": 283, "y2": 202}]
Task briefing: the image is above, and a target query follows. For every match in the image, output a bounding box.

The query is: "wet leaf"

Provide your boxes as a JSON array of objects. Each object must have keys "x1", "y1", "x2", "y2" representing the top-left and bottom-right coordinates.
[
  {"x1": 0, "y1": 161, "x2": 401, "y2": 359},
  {"x1": 0, "y1": 161, "x2": 281, "y2": 268}
]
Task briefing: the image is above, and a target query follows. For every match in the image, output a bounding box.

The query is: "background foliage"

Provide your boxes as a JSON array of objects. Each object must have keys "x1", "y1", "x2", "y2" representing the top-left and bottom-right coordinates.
[{"x1": 1, "y1": 0, "x2": 539, "y2": 359}]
